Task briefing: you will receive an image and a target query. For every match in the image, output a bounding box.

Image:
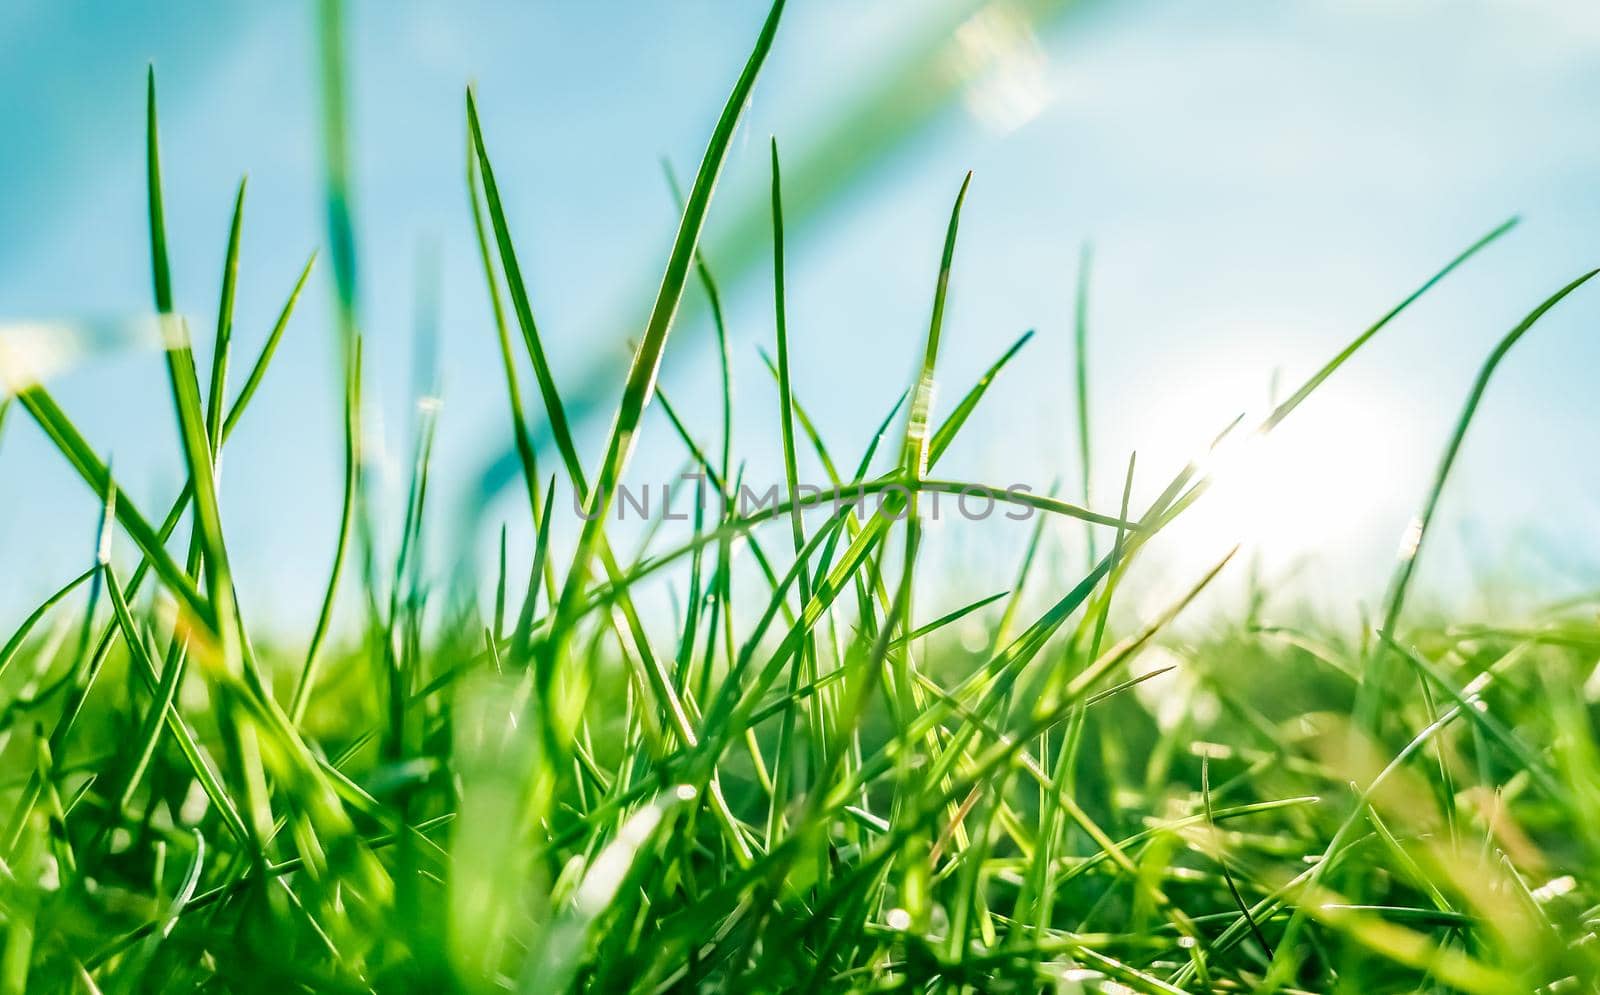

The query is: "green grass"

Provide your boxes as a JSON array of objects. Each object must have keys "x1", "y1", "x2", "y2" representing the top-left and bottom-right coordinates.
[{"x1": 5, "y1": 2, "x2": 1600, "y2": 991}]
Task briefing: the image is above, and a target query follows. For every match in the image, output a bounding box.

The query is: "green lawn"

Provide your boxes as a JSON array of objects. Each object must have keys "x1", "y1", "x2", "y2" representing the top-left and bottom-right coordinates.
[{"x1": 3, "y1": 2, "x2": 1600, "y2": 991}]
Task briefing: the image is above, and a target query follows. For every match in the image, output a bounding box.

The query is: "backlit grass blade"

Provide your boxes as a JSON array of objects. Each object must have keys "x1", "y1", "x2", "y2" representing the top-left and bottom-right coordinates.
[
  {"x1": 458, "y1": 214, "x2": 561, "y2": 691},
  {"x1": 545, "y1": 0, "x2": 788, "y2": 724},
  {"x1": 1359, "y1": 266, "x2": 1600, "y2": 728},
  {"x1": 221, "y1": 252, "x2": 315, "y2": 441},
  {"x1": 291, "y1": 332, "x2": 362, "y2": 721},
  {"x1": 1262, "y1": 217, "x2": 1518, "y2": 434},
  {"x1": 927, "y1": 328, "x2": 1032, "y2": 465},
  {"x1": 470, "y1": 102, "x2": 713, "y2": 760},
  {"x1": 0, "y1": 568, "x2": 93, "y2": 681},
  {"x1": 147, "y1": 67, "x2": 240, "y2": 678},
  {"x1": 892, "y1": 172, "x2": 973, "y2": 800},
  {"x1": 465, "y1": 92, "x2": 585, "y2": 493},
  {"x1": 901, "y1": 171, "x2": 972, "y2": 484},
  {"x1": 1137, "y1": 219, "x2": 1523, "y2": 546},
  {"x1": 295, "y1": 0, "x2": 368, "y2": 726},
  {"x1": 205, "y1": 177, "x2": 246, "y2": 447},
  {"x1": 56, "y1": 250, "x2": 314, "y2": 767},
  {"x1": 467, "y1": 124, "x2": 551, "y2": 551},
  {"x1": 146, "y1": 75, "x2": 382, "y2": 899},
  {"x1": 41, "y1": 475, "x2": 118, "y2": 762},
  {"x1": 16, "y1": 388, "x2": 210, "y2": 629},
  {"x1": 1072, "y1": 243, "x2": 1094, "y2": 564},
  {"x1": 102, "y1": 567, "x2": 249, "y2": 847},
  {"x1": 146, "y1": 67, "x2": 174, "y2": 314},
  {"x1": 1380, "y1": 266, "x2": 1600, "y2": 636},
  {"x1": 471, "y1": 86, "x2": 766, "y2": 851},
  {"x1": 665, "y1": 157, "x2": 741, "y2": 704},
  {"x1": 464, "y1": 0, "x2": 1107, "y2": 515},
  {"x1": 162, "y1": 316, "x2": 273, "y2": 842},
  {"x1": 889, "y1": 170, "x2": 970, "y2": 929},
  {"x1": 766, "y1": 138, "x2": 820, "y2": 844},
  {"x1": 470, "y1": 83, "x2": 771, "y2": 862}
]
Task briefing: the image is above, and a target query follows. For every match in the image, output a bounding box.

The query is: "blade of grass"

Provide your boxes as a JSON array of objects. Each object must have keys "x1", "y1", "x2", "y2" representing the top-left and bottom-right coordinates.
[
  {"x1": 0, "y1": 568, "x2": 94, "y2": 681},
  {"x1": 205, "y1": 177, "x2": 246, "y2": 448},
  {"x1": 293, "y1": 0, "x2": 369, "y2": 725},
  {"x1": 544, "y1": 0, "x2": 788, "y2": 748},
  {"x1": 221, "y1": 253, "x2": 315, "y2": 441},
  {"x1": 1072, "y1": 243, "x2": 1094, "y2": 566},
  {"x1": 1358, "y1": 267, "x2": 1600, "y2": 732},
  {"x1": 766, "y1": 138, "x2": 821, "y2": 847}
]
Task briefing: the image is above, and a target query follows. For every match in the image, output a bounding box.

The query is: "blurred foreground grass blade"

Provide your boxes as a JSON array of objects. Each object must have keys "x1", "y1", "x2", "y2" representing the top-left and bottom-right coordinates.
[
  {"x1": 521, "y1": 790, "x2": 689, "y2": 993},
  {"x1": 1072, "y1": 243, "x2": 1094, "y2": 564},
  {"x1": 294, "y1": 0, "x2": 368, "y2": 725},
  {"x1": 318, "y1": 0, "x2": 359, "y2": 322}
]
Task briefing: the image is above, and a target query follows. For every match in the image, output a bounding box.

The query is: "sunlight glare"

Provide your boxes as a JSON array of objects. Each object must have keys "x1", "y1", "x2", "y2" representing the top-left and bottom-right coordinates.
[{"x1": 1176, "y1": 393, "x2": 1401, "y2": 572}]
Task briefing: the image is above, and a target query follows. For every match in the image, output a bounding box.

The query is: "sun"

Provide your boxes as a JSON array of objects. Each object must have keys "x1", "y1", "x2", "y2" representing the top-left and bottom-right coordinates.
[{"x1": 1159, "y1": 390, "x2": 1408, "y2": 576}]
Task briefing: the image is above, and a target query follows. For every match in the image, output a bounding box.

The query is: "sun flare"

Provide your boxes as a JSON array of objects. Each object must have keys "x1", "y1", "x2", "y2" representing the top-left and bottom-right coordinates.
[{"x1": 1160, "y1": 392, "x2": 1405, "y2": 574}]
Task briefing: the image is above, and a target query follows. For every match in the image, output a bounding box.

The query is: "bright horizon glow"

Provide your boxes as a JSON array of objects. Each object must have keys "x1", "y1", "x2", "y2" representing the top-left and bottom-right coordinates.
[{"x1": 1136, "y1": 380, "x2": 1412, "y2": 584}]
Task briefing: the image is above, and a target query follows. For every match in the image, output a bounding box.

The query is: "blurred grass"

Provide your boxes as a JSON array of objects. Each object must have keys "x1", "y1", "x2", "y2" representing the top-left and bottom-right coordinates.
[{"x1": 4, "y1": 1, "x2": 1600, "y2": 992}]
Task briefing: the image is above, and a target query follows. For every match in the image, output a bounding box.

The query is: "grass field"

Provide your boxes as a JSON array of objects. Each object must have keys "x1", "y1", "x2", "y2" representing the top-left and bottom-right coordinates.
[{"x1": 5, "y1": 2, "x2": 1600, "y2": 992}]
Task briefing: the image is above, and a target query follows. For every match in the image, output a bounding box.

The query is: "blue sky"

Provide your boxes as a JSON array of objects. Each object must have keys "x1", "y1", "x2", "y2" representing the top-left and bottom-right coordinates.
[{"x1": 4, "y1": 0, "x2": 1600, "y2": 627}]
